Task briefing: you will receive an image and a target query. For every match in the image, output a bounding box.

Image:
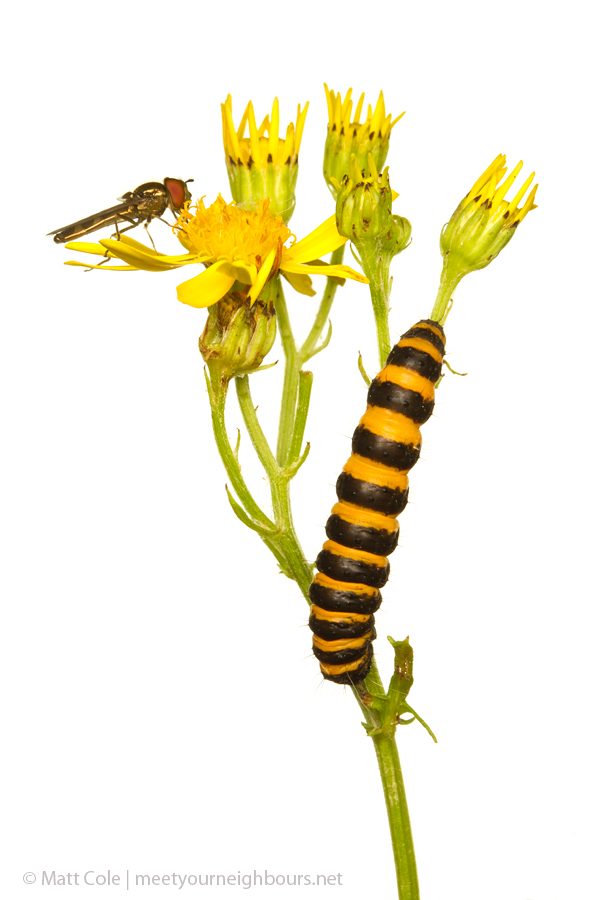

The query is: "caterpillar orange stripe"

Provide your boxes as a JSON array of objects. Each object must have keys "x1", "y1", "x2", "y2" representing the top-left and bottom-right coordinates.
[{"x1": 309, "y1": 318, "x2": 446, "y2": 684}]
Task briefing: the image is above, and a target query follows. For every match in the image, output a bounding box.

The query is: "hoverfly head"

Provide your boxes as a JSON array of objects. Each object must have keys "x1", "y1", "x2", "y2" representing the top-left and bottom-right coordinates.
[{"x1": 164, "y1": 177, "x2": 193, "y2": 211}]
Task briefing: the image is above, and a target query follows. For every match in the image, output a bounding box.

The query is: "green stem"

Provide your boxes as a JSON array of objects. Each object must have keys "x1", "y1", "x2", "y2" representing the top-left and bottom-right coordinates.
[
  {"x1": 234, "y1": 375, "x2": 279, "y2": 481},
  {"x1": 351, "y1": 652, "x2": 419, "y2": 900},
  {"x1": 207, "y1": 372, "x2": 273, "y2": 530},
  {"x1": 430, "y1": 259, "x2": 464, "y2": 323},
  {"x1": 214, "y1": 376, "x2": 416, "y2": 897},
  {"x1": 207, "y1": 371, "x2": 300, "y2": 579},
  {"x1": 207, "y1": 250, "x2": 418, "y2": 900},
  {"x1": 274, "y1": 284, "x2": 300, "y2": 467},
  {"x1": 235, "y1": 374, "x2": 313, "y2": 597},
  {"x1": 288, "y1": 370, "x2": 313, "y2": 467},
  {"x1": 372, "y1": 732, "x2": 419, "y2": 900},
  {"x1": 299, "y1": 244, "x2": 346, "y2": 363},
  {"x1": 276, "y1": 246, "x2": 346, "y2": 466},
  {"x1": 359, "y1": 246, "x2": 392, "y2": 369},
  {"x1": 276, "y1": 244, "x2": 417, "y2": 897},
  {"x1": 270, "y1": 480, "x2": 314, "y2": 598}
]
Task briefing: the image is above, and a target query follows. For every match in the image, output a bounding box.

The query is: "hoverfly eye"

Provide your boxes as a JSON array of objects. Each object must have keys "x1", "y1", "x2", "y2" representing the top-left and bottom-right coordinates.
[{"x1": 164, "y1": 178, "x2": 186, "y2": 209}]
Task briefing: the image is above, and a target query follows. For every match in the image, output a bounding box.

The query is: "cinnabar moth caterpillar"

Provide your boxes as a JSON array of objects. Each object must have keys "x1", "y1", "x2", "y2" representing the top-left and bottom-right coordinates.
[{"x1": 309, "y1": 319, "x2": 446, "y2": 684}]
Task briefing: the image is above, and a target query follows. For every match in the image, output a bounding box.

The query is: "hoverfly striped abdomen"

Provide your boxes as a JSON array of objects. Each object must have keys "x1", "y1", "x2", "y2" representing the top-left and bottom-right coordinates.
[{"x1": 309, "y1": 319, "x2": 446, "y2": 684}]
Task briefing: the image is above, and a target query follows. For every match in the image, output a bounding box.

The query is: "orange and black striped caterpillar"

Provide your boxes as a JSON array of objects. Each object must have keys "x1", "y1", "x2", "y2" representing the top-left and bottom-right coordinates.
[{"x1": 308, "y1": 319, "x2": 446, "y2": 684}]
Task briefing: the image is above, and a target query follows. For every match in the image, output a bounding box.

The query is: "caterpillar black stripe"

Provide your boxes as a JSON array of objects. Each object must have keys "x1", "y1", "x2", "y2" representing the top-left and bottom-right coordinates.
[{"x1": 309, "y1": 318, "x2": 446, "y2": 684}]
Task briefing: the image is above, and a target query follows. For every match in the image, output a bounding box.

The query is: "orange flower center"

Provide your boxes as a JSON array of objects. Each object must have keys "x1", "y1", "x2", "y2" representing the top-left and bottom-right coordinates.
[{"x1": 176, "y1": 196, "x2": 294, "y2": 268}]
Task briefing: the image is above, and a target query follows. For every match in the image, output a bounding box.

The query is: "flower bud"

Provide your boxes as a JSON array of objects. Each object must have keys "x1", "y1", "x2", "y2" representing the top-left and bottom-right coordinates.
[
  {"x1": 222, "y1": 95, "x2": 308, "y2": 224},
  {"x1": 440, "y1": 154, "x2": 538, "y2": 275},
  {"x1": 389, "y1": 214, "x2": 412, "y2": 255},
  {"x1": 335, "y1": 154, "x2": 411, "y2": 255},
  {"x1": 323, "y1": 85, "x2": 404, "y2": 199},
  {"x1": 431, "y1": 154, "x2": 538, "y2": 323},
  {"x1": 200, "y1": 291, "x2": 277, "y2": 384}
]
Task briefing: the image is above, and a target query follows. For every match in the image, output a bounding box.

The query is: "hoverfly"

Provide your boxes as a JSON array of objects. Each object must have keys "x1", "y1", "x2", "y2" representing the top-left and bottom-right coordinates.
[{"x1": 49, "y1": 177, "x2": 193, "y2": 245}]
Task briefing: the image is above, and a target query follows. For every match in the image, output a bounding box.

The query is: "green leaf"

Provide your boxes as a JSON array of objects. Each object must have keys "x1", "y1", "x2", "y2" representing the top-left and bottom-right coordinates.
[
  {"x1": 283, "y1": 441, "x2": 311, "y2": 478},
  {"x1": 357, "y1": 352, "x2": 372, "y2": 387},
  {"x1": 308, "y1": 320, "x2": 333, "y2": 359},
  {"x1": 224, "y1": 485, "x2": 276, "y2": 537}
]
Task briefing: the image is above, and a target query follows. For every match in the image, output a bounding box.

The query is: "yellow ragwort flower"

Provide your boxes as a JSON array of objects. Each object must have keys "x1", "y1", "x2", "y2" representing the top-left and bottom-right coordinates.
[
  {"x1": 222, "y1": 95, "x2": 309, "y2": 222},
  {"x1": 323, "y1": 85, "x2": 405, "y2": 197},
  {"x1": 65, "y1": 196, "x2": 368, "y2": 308}
]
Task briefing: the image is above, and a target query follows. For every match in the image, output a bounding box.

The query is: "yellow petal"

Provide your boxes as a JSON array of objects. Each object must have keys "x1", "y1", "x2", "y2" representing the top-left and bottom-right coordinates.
[
  {"x1": 217, "y1": 260, "x2": 258, "y2": 284},
  {"x1": 282, "y1": 122, "x2": 294, "y2": 166},
  {"x1": 324, "y1": 83, "x2": 334, "y2": 125},
  {"x1": 268, "y1": 97, "x2": 279, "y2": 159},
  {"x1": 98, "y1": 239, "x2": 184, "y2": 271},
  {"x1": 519, "y1": 183, "x2": 538, "y2": 220},
  {"x1": 176, "y1": 261, "x2": 235, "y2": 309},
  {"x1": 370, "y1": 91, "x2": 385, "y2": 133},
  {"x1": 65, "y1": 236, "x2": 198, "y2": 271},
  {"x1": 247, "y1": 102, "x2": 261, "y2": 164},
  {"x1": 236, "y1": 102, "x2": 250, "y2": 142},
  {"x1": 390, "y1": 110, "x2": 406, "y2": 130},
  {"x1": 281, "y1": 260, "x2": 369, "y2": 284},
  {"x1": 285, "y1": 214, "x2": 347, "y2": 264},
  {"x1": 248, "y1": 249, "x2": 276, "y2": 303},
  {"x1": 114, "y1": 234, "x2": 166, "y2": 255},
  {"x1": 466, "y1": 153, "x2": 506, "y2": 203},
  {"x1": 508, "y1": 171, "x2": 536, "y2": 215},
  {"x1": 222, "y1": 100, "x2": 242, "y2": 160},
  {"x1": 64, "y1": 261, "x2": 137, "y2": 270},
  {"x1": 295, "y1": 102, "x2": 309, "y2": 157},
  {"x1": 65, "y1": 241, "x2": 116, "y2": 258},
  {"x1": 491, "y1": 160, "x2": 524, "y2": 212},
  {"x1": 281, "y1": 270, "x2": 316, "y2": 296},
  {"x1": 354, "y1": 92, "x2": 365, "y2": 123},
  {"x1": 111, "y1": 235, "x2": 198, "y2": 264}
]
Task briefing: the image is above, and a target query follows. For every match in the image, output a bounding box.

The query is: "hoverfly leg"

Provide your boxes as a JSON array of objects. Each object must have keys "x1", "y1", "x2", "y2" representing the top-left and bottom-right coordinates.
[
  {"x1": 85, "y1": 256, "x2": 110, "y2": 273},
  {"x1": 143, "y1": 220, "x2": 157, "y2": 252},
  {"x1": 86, "y1": 218, "x2": 139, "y2": 272},
  {"x1": 108, "y1": 216, "x2": 138, "y2": 242},
  {"x1": 97, "y1": 217, "x2": 124, "y2": 269},
  {"x1": 111, "y1": 221, "x2": 141, "y2": 238},
  {"x1": 86, "y1": 248, "x2": 119, "y2": 272}
]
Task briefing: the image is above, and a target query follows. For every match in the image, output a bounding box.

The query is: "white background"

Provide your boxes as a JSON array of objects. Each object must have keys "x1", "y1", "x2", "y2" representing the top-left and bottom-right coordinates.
[{"x1": 1, "y1": 1, "x2": 598, "y2": 898}]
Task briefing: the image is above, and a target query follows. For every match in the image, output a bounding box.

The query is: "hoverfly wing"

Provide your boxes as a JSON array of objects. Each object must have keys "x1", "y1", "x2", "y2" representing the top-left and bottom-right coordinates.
[{"x1": 48, "y1": 200, "x2": 137, "y2": 244}]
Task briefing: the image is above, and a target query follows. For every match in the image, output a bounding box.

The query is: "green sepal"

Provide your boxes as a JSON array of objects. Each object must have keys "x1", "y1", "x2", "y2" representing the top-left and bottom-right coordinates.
[
  {"x1": 226, "y1": 158, "x2": 299, "y2": 224},
  {"x1": 250, "y1": 360, "x2": 279, "y2": 374}
]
